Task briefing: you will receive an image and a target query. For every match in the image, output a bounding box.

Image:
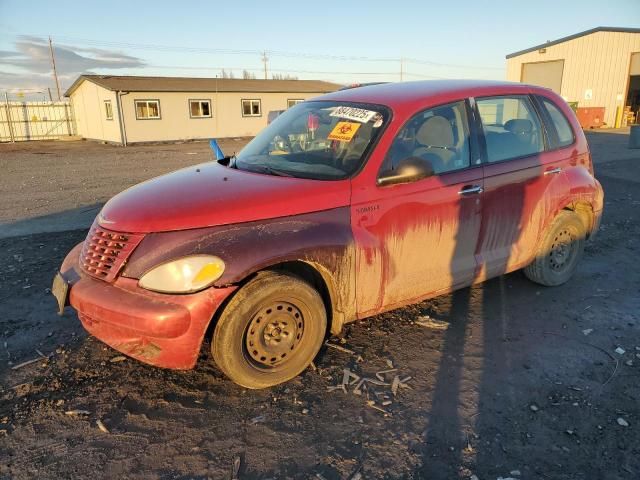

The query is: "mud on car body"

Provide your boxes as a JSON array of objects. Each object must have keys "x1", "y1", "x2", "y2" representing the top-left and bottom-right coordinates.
[{"x1": 53, "y1": 80, "x2": 603, "y2": 388}]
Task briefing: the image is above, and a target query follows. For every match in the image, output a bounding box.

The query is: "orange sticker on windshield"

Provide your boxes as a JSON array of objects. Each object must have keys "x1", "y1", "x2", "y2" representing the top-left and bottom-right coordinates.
[{"x1": 327, "y1": 121, "x2": 361, "y2": 142}]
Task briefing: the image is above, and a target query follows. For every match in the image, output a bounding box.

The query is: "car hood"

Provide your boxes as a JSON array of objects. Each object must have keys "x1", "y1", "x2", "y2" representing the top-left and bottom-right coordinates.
[{"x1": 98, "y1": 162, "x2": 351, "y2": 233}]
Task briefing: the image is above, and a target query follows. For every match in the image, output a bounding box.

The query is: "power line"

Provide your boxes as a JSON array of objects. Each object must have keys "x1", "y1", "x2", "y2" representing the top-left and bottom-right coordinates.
[
  {"x1": 404, "y1": 57, "x2": 503, "y2": 70},
  {"x1": 14, "y1": 33, "x2": 504, "y2": 70},
  {"x1": 403, "y1": 72, "x2": 449, "y2": 80},
  {"x1": 149, "y1": 65, "x2": 404, "y2": 76}
]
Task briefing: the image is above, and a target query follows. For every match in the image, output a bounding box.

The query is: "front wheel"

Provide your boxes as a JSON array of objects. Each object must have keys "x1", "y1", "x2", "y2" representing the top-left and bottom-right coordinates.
[
  {"x1": 212, "y1": 271, "x2": 326, "y2": 389},
  {"x1": 524, "y1": 210, "x2": 586, "y2": 286}
]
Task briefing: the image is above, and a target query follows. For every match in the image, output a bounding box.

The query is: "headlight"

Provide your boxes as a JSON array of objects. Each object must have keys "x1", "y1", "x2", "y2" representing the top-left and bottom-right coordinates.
[{"x1": 138, "y1": 255, "x2": 225, "y2": 293}]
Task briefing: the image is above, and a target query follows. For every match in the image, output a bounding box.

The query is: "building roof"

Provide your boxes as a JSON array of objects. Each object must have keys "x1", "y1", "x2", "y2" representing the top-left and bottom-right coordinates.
[
  {"x1": 64, "y1": 75, "x2": 341, "y2": 97},
  {"x1": 506, "y1": 26, "x2": 640, "y2": 59}
]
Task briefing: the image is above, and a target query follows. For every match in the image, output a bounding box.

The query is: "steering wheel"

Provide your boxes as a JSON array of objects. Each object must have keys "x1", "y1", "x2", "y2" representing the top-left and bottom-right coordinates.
[{"x1": 272, "y1": 135, "x2": 293, "y2": 154}]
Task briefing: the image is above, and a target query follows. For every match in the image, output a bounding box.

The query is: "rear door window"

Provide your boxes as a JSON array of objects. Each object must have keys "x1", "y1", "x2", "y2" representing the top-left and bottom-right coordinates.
[
  {"x1": 476, "y1": 96, "x2": 544, "y2": 163},
  {"x1": 539, "y1": 97, "x2": 575, "y2": 148}
]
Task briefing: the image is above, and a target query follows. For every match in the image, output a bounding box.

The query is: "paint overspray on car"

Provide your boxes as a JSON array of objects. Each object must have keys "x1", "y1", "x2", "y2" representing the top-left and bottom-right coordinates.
[
  {"x1": 354, "y1": 196, "x2": 479, "y2": 316},
  {"x1": 122, "y1": 207, "x2": 357, "y2": 334},
  {"x1": 352, "y1": 150, "x2": 601, "y2": 317}
]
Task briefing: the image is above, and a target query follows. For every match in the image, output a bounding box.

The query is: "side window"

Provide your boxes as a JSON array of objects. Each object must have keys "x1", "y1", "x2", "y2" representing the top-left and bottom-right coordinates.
[
  {"x1": 242, "y1": 99, "x2": 261, "y2": 117},
  {"x1": 287, "y1": 99, "x2": 304, "y2": 108},
  {"x1": 540, "y1": 97, "x2": 575, "y2": 148},
  {"x1": 104, "y1": 100, "x2": 113, "y2": 120},
  {"x1": 135, "y1": 100, "x2": 161, "y2": 120},
  {"x1": 476, "y1": 96, "x2": 543, "y2": 162},
  {"x1": 384, "y1": 100, "x2": 471, "y2": 175},
  {"x1": 189, "y1": 99, "x2": 212, "y2": 118}
]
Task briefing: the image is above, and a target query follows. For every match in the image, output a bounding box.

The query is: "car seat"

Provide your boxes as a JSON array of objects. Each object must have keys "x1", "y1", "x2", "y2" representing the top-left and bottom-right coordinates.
[
  {"x1": 504, "y1": 118, "x2": 540, "y2": 158},
  {"x1": 413, "y1": 116, "x2": 456, "y2": 173},
  {"x1": 505, "y1": 119, "x2": 533, "y2": 143}
]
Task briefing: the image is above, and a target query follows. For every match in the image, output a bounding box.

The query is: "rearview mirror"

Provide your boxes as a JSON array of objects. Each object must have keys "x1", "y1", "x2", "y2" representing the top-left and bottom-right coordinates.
[{"x1": 377, "y1": 156, "x2": 434, "y2": 187}]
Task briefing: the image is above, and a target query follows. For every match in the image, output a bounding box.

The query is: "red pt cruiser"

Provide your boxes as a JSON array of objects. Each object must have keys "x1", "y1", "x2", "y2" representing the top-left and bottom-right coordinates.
[{"x1": 53, "y1": 81, "x2": 603, "y2": 388}]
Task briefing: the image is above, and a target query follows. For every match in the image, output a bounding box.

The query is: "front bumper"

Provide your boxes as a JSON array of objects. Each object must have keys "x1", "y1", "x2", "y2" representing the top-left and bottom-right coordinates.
[{"x1": 60, "y1": 243, "x2": 237, "y2": 369}]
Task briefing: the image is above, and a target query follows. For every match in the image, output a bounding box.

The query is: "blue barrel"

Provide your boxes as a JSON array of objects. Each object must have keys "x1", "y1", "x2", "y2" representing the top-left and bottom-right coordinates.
[{"x1": 630, "y1": 125, "x2": 640, "y2": 149}]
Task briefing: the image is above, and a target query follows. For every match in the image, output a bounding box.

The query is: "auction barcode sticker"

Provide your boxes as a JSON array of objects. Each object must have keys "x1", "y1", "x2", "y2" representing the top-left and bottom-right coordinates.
[{"x1": 330, "y1": 106, "x2": 377, "y2": 123}]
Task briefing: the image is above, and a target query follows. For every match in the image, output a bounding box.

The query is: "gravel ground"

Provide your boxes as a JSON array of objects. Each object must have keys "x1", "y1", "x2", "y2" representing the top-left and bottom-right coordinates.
[
  {"x1": 0, "y1": 138, "x2": 249, "y2": 225},
  {"x1": 0, "y1": 131, "x2": 639, "y2": 479}
]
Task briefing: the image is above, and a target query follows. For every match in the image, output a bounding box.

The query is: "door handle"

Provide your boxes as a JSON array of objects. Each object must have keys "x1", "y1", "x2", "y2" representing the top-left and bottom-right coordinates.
[
  {"x1": 458, "y1": 185, "x2": 483, "y2": 195},
  {"x1": 544, "y1": 167, "x2": 562, "y2": 175}
]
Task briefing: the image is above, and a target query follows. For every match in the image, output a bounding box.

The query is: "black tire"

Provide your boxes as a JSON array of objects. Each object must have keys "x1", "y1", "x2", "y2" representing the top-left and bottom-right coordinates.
[
  {"x1": 212, "y1": 271, "x2": 326, "y2": 389},
  {"x1": 524, "y1": 210, "x2": 586, "y2": 286}
]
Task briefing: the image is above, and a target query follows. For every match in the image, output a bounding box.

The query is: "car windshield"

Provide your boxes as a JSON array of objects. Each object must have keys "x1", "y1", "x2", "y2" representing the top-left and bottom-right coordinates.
[{"x1": 233, "y1": 101, "x2": 389, "y2": 180}]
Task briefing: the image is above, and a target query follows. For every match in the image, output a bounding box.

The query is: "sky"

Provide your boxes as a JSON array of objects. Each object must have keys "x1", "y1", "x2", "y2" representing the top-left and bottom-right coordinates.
[{"x1": 0, "y1": 0, "x2": 638, "y2": 100}]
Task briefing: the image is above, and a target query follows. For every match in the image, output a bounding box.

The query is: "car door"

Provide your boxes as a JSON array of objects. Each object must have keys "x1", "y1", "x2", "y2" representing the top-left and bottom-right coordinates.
[
  {"x1": 351, "y1": 99, "x2": 484, "y2": 317},
  {"x1": 473, "y1": 94, "x2": 569, "y2": 281}
]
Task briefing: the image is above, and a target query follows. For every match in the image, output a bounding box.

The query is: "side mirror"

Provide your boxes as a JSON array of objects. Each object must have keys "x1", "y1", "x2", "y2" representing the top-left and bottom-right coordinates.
[{"x1": 377, "y1": 156, "x2": 434, "y2": 187}]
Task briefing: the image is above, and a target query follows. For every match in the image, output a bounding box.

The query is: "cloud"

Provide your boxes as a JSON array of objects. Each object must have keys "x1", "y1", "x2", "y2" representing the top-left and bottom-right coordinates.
[
  {"x1": 10, "y1": 36, "x2": 146, "y2": 72},
  {"x1": 0, "y1": 36, "x2": 146, "y2": 97}
]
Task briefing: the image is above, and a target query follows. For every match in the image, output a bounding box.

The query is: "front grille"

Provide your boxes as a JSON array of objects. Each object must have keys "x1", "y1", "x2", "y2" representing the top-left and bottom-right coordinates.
[{"x1": 80, "y1": 223, "x2": 144, "y2": 282}]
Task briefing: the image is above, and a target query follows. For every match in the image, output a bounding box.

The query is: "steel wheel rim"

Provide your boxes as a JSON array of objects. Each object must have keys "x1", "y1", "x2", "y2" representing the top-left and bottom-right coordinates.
[
  {"x1": 244, "y1": 301, "x2": 305, "y2": 369},
  {"x1": 549, "y1": 228, "x2": 577, "y2": 272}
]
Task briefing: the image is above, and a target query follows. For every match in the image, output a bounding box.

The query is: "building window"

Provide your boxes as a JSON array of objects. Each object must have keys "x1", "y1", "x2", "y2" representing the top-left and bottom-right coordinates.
[
  {"x1": 242, "y1": 99, "x2": 261, "y2": 117},
  {"x1": 287, "y1": 99, "x2": 304, "y2": 108},
  {"x1": 135, "y1": 100, "x2": 161, "y2": 120},
  {"x1": 189, "y1": 99, "x2": 212, "y2": 118},
  {"x1": 104, "y1": 100, "x2": 113, "y2": 120}
]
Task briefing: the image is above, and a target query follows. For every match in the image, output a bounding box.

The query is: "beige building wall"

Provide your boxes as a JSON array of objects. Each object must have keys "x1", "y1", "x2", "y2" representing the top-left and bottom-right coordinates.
[
  {"x1": 70, "y1": 81, "x2": 121, "y2": 143},
  {"x1": 506, "y1": 30, "x2": 640, "y2": 127},
  {"x1": 119, "y1": 91, "x2": 323, "y2": 143}
]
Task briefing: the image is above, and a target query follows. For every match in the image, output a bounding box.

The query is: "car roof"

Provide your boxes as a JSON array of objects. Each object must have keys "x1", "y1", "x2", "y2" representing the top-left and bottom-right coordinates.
[{"x1": 313, "y1": 79, "x2": 544, "y2": 112}]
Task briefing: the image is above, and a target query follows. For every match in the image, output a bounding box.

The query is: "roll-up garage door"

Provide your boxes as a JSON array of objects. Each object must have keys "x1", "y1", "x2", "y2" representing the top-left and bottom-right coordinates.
[{"x1": 521, "y1": 60, "x2": 564, "y2": 94}]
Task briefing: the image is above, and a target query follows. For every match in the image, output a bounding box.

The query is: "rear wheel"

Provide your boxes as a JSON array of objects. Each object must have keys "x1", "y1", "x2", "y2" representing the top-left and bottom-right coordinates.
[
  {"x1": 212, "y1": 271, "x2": 326, "y2": 389},
  {"x1": 524, "y1": 210, "x2": 586, "y2": 286}
]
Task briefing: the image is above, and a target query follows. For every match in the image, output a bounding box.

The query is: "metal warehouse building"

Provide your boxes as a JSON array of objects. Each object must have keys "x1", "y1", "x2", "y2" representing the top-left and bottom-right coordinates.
[
  {"x1": 506, "y1": 27, "x2": 640, "y2": 128},
  {"x1": 65, "y1": 75, "x2": 339, "y2": 145}
]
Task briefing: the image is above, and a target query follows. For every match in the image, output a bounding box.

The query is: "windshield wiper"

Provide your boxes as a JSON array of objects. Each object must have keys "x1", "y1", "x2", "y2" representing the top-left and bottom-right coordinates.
[
  {"x1": 233, "y1": 158, "x2": 295, "y2": 177},
  {"x1": 244, "y1": 164, "x2": 295, "y2": 177},
  {"x1": 258, "y1": 165, "x2": 295, "y2": 177}
]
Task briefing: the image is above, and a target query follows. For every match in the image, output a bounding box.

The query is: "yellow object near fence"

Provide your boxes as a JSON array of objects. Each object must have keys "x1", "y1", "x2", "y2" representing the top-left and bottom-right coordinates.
[{"x1": 614, "y1": 106, "x2": 623, "y2": 129}]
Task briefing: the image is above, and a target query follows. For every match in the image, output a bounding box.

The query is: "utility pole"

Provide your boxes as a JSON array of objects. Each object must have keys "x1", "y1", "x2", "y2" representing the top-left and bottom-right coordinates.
[
  {"x1": 400, "y1": 57, "x2": 404, "y2": 82},
  {"x1": 261, "y1": 51, "x2": 268, "y2": 80},
  {"x1": 49, "y1": 36, "x2": 61, "y2": 101}
]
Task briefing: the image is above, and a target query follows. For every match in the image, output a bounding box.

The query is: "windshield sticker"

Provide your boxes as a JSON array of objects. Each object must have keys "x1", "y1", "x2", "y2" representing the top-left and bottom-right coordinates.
[
  {"x1": 327, "y1": 121, "x2": 361, "y2": 142},
  {"x1": 330, "y1": 106, "x2": 378, "y2": 123}
]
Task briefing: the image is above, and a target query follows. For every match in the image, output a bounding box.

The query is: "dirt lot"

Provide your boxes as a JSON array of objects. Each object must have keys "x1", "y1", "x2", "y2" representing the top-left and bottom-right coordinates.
[
  {"x1": 0, "y1": 132, "x2": 639, "y2": 479},
  {"x1": 0, "y1": 138, "x2": 250, "y2": 237}
]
